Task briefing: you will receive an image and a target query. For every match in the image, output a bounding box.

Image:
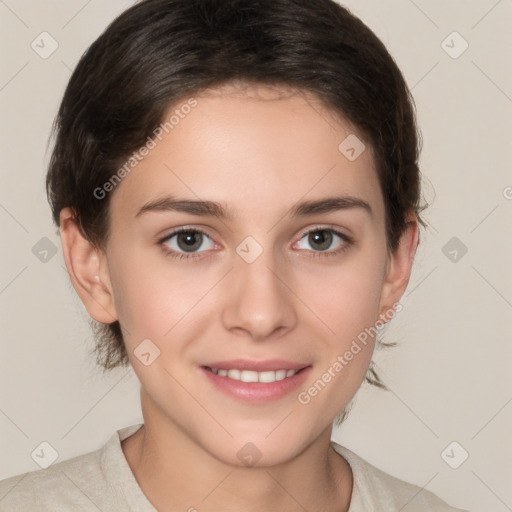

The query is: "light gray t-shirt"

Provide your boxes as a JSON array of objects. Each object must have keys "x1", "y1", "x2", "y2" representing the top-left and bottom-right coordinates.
[{"x1": 0, "y1": 423, "x2": 469, "y2": 511}]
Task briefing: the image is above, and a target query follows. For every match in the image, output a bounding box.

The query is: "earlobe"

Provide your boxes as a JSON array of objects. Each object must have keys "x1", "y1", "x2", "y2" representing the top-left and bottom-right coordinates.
[
  {"x1": 378, "y1": 214, "x2": 419, "y2": 319},
  {"x1": 59, "y1": 207, "x2": 118, "y2": 324}
]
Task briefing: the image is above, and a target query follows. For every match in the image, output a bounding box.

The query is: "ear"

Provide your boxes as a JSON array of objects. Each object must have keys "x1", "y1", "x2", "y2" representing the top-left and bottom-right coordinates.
[
  {"x1": 59, "y1": 207, "x2": 118, "y2": 324},
  {"x1": 377, "y1": 212, "x2": 419, "y2": 321}
]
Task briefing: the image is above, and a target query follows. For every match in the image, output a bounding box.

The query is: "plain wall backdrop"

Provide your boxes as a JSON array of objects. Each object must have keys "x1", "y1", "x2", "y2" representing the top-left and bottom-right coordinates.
[{"x1": 1, "y1": 1, "x2": 511, "y2": 510}]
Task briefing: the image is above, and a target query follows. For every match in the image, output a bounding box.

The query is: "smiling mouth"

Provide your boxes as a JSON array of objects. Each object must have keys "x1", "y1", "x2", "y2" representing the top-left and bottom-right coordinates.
[{"x1": 203, "y1": 366, "x2": 308, "y2": 383}]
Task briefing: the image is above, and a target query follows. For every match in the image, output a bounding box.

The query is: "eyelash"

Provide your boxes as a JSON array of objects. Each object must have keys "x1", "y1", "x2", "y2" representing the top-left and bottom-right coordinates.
[{"x1": 158, "y1": 226, "x2": 353, "y2": 261}]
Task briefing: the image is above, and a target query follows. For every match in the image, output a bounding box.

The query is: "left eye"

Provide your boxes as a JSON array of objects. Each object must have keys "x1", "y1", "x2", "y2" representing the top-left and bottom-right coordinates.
[
  {"x1": 162, "y1": 229, "x2": 215, "y2": 254},
  {"x1": 295, "y1": 228, "x2": 349, "y2": 252}
]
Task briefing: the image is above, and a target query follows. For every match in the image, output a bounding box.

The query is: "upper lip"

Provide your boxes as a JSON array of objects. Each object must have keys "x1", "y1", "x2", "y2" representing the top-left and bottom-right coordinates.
[{"x1": 202, "y1": 359, "x2": 310, "y2": 371}]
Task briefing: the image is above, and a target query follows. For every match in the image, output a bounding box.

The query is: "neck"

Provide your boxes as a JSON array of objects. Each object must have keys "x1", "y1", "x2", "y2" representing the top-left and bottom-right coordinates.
[{"x1": 122, "y1": 395, "x2": 353, "y2": 512}]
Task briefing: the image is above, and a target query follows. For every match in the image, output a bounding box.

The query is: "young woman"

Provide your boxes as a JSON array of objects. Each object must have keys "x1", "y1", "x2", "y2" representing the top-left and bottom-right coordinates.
[{"x1": 0, "y1": 0, "x2": 470, "y2": 510}]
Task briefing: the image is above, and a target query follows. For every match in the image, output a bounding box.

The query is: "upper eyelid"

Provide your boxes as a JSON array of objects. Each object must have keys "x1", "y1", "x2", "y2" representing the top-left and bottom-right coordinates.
[
  {"x1": 159, "y1": 226, "x2": 214, "y2": 241},
  {"x1": 299, "y1": 226, "x2": 350, "y2": 238}
]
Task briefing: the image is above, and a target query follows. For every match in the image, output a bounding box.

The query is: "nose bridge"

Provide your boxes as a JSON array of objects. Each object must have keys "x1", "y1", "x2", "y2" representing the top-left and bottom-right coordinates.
[
  {"x1": 236, "y1": 241, "x2": 280, "y2": 294},
  {"x1": 221, "y1": 236, "x2": 296, "y2": 339}
]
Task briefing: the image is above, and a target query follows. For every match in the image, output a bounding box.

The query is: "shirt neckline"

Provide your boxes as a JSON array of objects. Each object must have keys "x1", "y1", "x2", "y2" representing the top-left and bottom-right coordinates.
[{"x1": 101, "y1": 423, "x2": 157, "y2": 511}]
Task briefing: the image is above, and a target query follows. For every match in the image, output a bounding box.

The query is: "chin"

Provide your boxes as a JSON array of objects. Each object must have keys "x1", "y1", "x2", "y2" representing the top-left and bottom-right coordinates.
[{"x1": 202, "y1": 430, "x2": 310, "y2": 469}]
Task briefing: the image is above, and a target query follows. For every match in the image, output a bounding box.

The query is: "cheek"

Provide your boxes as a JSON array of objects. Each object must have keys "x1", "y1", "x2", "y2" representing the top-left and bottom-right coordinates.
[
  {"x1": 296, "y1": 265, "x2": 382, "y2": 416},
  {"x1": 108, "y1": 250, "x2": 217, "y2": 347},
  {"x1": 299, "y1": 250, "x2": 385, "y2": 343}
]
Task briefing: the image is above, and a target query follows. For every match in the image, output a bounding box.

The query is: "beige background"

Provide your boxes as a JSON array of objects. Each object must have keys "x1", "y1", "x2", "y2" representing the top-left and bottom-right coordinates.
[{"x1": 1, "y1": 1, "x2": 511, "y2": 510}]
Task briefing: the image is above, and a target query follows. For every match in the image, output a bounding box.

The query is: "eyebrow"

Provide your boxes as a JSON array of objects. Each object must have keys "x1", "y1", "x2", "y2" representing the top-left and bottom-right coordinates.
[{"x1": 135, "y1": 194, "x2": 373, "y2": 220}]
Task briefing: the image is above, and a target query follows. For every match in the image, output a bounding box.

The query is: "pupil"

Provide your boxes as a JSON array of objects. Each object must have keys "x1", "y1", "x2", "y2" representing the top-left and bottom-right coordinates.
[
  {"x1": 310, "y1": 230, "x2": 332, "y2": 251},
  {"x1": 178, "y1": 232, "x2": 202, "y2": 252}
]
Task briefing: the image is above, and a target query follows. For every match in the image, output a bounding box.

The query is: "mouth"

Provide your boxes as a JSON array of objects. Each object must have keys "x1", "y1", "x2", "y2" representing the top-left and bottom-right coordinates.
[
  {"x1": 200, "y1": 359, "x2": 312, "y2": 402},
  {"x1": 202, "y1": 366, "x2": 308, "y2": 383}
]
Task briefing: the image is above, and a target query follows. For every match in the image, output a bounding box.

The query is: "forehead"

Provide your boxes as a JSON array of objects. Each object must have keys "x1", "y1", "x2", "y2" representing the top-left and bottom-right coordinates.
[{"x1": 109, "y1": 83, "x2": 384, "y2": 226}]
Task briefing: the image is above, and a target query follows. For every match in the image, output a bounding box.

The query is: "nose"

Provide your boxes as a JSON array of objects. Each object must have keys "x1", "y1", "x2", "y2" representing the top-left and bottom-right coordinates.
[{"x1": 221, "y1": 246, "x2": 297, "y2": 342}]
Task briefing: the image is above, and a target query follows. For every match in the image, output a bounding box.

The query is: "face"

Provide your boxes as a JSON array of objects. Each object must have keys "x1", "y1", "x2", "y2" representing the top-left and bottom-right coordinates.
[{"x1": 92, "y1": 83, "x2": 402, "y2": 466}]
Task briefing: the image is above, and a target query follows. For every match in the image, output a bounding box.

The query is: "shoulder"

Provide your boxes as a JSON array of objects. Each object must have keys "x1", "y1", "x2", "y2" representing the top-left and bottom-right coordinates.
[
  {"x1": 0, "y1": 425, "x2": 145, "y2": 512},
  {"x1": 331, "y1": 442, "x2": 470, "y2": 512},
  {"x1": 0, "y1": 449, "x2": 110, "y2": 511}
]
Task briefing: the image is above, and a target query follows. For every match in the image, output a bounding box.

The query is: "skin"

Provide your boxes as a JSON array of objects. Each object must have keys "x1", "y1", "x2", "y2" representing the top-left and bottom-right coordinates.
[{"x1": 59, "y1": 82, "x2": 418, "y2": 512}]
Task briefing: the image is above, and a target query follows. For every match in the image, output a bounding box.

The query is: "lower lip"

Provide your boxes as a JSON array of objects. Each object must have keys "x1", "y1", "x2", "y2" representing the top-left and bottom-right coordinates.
[{"x1": 200, "y1": 366, "x2": 312, "y2": 403}]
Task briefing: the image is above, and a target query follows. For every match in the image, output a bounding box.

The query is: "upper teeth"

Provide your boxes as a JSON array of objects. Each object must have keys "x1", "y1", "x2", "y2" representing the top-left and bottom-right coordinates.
[{"x1": 209, "y1": 368, "x2": 299, "y2": 383}]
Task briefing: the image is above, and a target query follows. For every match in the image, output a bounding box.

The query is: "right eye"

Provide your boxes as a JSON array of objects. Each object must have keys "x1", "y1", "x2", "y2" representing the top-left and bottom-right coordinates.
[{"x1": 159, "y1": 227, "x2": 216, "y2": 260}]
